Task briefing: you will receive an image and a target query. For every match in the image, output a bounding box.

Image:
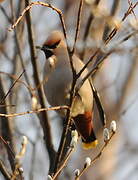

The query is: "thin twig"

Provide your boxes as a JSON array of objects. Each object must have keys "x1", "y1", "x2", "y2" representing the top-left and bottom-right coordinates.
[
  {"x1": 9, "y1": 1, "x2": 68, "y2": 50},
  {"x1": 103, "y1": 0, "x2": 120, "y2": 41},
  {"x1": 0, "y1": 105, "x2": 69, "y2": 118},
  {"x1": 0, "y1": 71, "x2": 51, "y2": 94},
  {"x1": 122, "y1": 1, "x2": 138, "y2": 21},
  {"x1": 14, "y1": 30, "x2": 31, "y2": 87},
  {"x1": 72, "y1": 0, "x2": 83, "y2": 54},
  {"x1": 0, "y1": 71, "x2": 33, "y2": 94},
  {"x1": 81, "y1": 0, "x2": 101, "y2": 60},
  {"x1": 0, "y1": 160, "x2": 11, "y2": 180},
  {"x1": 0, "y1": 5, "x2": 12, "y2": 23},
  {"x1": 0, "y1": 136, "x2": 24, "y2": 180},
  {"x1": 77, "y1": 49, "x2": 100, "y2": 78},
  {"x1": 9, "y1": 1, "x2": 67, "y2": 38},
  {"x1": 52, "y1": 147, "x2": 75, "y2": 180},
  {"x1": 76, "y1": 50, "x2": 113, "y2": 94},
  {"x1": 128, "y1": 0, "x2": 138, "y2": 21},
  {"x1": 1, "y1": 136, "x2": 25, "y2": 179},
  {"x1": 0, "y1": 70, "x2": 25, "y2": 104},
  {"x1": 0, "y1": 77, "x2": 16, "y2": 172},
  {"x1": 50, "y1": 96, "x2": 76, "y2": 173},
  {"x1": 0, "y1": 136, "x2": 15, "y2": 160}
]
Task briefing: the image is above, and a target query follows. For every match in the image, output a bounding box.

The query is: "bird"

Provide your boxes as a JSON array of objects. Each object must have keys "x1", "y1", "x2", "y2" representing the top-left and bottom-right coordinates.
[{"x1": 40, "y1": 31, "x2": 98, "y2": 149}]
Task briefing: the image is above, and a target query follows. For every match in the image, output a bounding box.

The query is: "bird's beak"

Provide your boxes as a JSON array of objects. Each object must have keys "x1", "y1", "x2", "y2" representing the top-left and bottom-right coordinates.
[
  {"x1": 36, "y1": 45, "x2": 49, "y2": 52},
  {"x1": 35, "y1": 46, "x2": 42, "y2": 50},
  {"x1": 36, "y1": 45, "x2": 54, "y2": 59},
  {"x1": 40, "y1": 46, "x2": 46, "y2": 51},
  {"x1": 36, "y1": 46, "x2": 49, "y2": 53}
]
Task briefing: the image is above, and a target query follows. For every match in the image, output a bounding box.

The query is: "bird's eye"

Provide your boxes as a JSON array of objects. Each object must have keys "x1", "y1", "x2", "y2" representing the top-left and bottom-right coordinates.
[{"x1": 45, "y1": 40, "x2": 60, "y2": 49}]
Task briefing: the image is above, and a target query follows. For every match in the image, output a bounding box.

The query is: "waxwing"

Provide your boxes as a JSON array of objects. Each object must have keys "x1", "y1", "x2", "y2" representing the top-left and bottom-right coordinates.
[{"x1": 41, "y1": 31, "x2": 98, "y2": 149}]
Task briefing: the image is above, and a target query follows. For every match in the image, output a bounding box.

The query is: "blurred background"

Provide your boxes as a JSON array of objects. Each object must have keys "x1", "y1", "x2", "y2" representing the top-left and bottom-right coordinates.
[{"x1": 0, "y1": 0, "x2": 138, "y2": 179}]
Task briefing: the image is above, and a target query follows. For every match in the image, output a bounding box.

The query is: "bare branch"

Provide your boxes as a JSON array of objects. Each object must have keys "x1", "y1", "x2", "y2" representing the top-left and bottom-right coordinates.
[
  {"x1": 72, "y1": 0, "x2": 83, "y2": 54},
  {"x1": 103, "y1": 0, "x2": 120, "y2": 41},
  {"x1": 52, "y1": 147, "x2": 75, "y2": 180},
  {"x1": 0, "y1": 71, "x2": 33, "y2": 94},
  {"x1": 9, "y1": 1, "x2": 67, "y2": 39},
  {"x1": 0, "y1": 70, "x2": 25, "y2": 104},
  {"x1": 0, "y1": 105, "x2": 69, "y2": 118},
  {"x1": 0, "y1": 77, "x2": 16, "y2": 172},
  {"x1": 0, "y1": 160, "x2": 11, "y2": 180},
  {"x1": 81, "y1": 0, "x2": 101, "y2": 59}
]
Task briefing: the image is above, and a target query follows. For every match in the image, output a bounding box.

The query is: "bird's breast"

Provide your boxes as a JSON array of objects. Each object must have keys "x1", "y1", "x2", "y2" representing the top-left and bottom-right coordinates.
[{"x1": 44, "y1": 65, "x2": 72, "y2": 108}]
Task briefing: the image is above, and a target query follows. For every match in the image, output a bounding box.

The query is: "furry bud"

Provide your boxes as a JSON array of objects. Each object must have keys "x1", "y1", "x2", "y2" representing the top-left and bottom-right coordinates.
[
  {"x1": 84, "y1": 157, "x2": 91, "y2": 167},
  {"x1": 103, "y1": 128, "x2": 110, "y2": 142},
  {"x1": 110, "y1": 121, "x2": 116, "y2": 133},
  {"x1": 74, "y1": 169, "x2": 80, "y2": 177}
]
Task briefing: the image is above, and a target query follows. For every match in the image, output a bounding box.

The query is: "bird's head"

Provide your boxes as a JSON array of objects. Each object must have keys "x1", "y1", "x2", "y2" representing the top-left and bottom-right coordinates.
[{"x1": 40, "y1": 31, "x2": 65, "y2": 59}]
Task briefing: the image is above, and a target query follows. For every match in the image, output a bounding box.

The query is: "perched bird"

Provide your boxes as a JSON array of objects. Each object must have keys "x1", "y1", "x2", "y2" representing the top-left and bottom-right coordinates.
[{"x1": 41, "y1": 31, "x2": 98, "y2": 149}]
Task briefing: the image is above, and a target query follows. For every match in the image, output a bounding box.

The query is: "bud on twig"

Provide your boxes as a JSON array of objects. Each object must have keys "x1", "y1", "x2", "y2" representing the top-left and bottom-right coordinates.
[
  {"x1": 71, "y1": 130, "x2": 78, "y2": 138},
  {"x1": 71, "y1": 130, "x2": 78, "y2": 148},
  {"x1": 74, "y1": 169, "x2": 80, "y2": 177},
  {"x1": 110, "y1": 120, "x2": 116, "y2": 133},
  {"x1": 84, "y1": 157, "x2": 91, "y2": 167},
  {"x1": 103, "y1": 128, "x2": 110, "y2": 142},
  {"x1": 19, "y1": 167, "x2": 24, "y2": 173},
  {"x1": 31, "y1": 95, "x2": 38, "y2": 110},
  {"x1": 15, "y1": 136, "x2": 28, "y2": 160}
]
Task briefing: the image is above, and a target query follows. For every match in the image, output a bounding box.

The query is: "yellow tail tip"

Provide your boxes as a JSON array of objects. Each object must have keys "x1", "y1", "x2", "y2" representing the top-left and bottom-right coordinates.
[{"x1": 82, "y1": 140, "x2": 98, "y2": 150}]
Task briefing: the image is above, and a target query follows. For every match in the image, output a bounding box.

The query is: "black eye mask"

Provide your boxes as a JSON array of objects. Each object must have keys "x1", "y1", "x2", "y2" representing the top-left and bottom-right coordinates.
[
  {"x1": 44, "y1": 40, "x2": 61, "y2": 49},
  {"x1": 44, "y1": 49, "x2": 53, "y2": 59},
  {"x1": 41, "y1": 40, "x2": 60, "y2": 58}
]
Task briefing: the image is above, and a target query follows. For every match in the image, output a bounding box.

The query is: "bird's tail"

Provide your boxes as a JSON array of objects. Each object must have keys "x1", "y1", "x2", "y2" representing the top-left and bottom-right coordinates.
[
  {"x1": 73, "y1": 111, "x2": 98, "y2": 149},
  {"x1": 82, "y1": 131, "x2": 98, "y2": 149}
]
